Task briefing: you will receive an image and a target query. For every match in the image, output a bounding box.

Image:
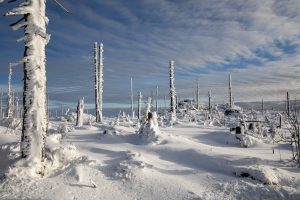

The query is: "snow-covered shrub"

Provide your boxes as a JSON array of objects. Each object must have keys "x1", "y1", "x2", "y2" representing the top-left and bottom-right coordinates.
[
  {"x1": 57, "y1": 123, "x2": 74, "y2": 135},
  {"x1": 236, "y1": 134, "x2": 261, "y2": 148},
  {"x1": 234, "y1": 165, "x2": 279, "y2": 185},
  {"x1": 138, "y1": 112, "x2": 160, "y2": 142}
]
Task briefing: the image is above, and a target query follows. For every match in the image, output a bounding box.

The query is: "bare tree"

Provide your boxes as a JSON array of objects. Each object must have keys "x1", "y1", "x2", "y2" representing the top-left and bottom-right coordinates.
[
  {"x1": 287, "y1": 113, "x2": 300, "y2": 166},
  {"x1": 169, "y1": 60, "x2": 176, "y2": 121}
]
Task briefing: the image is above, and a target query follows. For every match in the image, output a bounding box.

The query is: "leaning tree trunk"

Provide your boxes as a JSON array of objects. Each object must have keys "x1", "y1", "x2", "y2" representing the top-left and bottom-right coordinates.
[
  {"x1": 4, "y1": 0, "x2": 50, "y2": 160},
  {"x1": 169, "y1": 60, "x2": 176, "y2": 121}
]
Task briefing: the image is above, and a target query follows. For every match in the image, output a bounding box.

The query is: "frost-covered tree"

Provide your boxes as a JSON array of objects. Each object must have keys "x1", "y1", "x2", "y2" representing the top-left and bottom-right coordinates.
[
  {"x1": 287, "y1": 91, "x2": 290, "y2": 117},
  {"x1": 138, "y1": 91, "x2": 142, "y2": 120},
  {"x1": 0, "y1": 91, "x2": 3, "y2": 118},
  {"x1": 4, "y1": 0, "x2": 52, "y2": 160},
  {"x1": 229, "y1": 73, "x2": 233, "y2": 108},
  {"x1": 6, "y1": 64, "x2": 13, "y2": 118},
  {"x1": 98, "y1": 43, "x2": 104, "y2": 122},
  {"x1": 146, "y1": 96, "x2": 152, "y2": 117},
  {"x1": 94, "y1": 42, "x2": 100, "y2": 122},
  {"x1": 208, "y1": 90, "x2": 211, "y2": 113},
  {"x1": 130, "y1": 77, "x2": 134, "y2": 119},
  {"x1": 76, "y1": 97, "x2": 84, "y2": 127},
  {"x1": 196, "y1": 79, "x2": 200, "y2": 110},
  {"x1": 262, "y1": 98, "x2": 264, "y2": 114},
  {"x1": 155, "y1": 85, "x2": 159, "y2": 113},
  {"x1": 169, "y1": 60, "x2": 176, "y2": 121}
]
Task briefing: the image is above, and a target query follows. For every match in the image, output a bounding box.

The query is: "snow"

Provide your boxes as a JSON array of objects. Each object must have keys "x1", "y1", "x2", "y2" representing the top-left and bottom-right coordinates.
[{"x1": 1, "y1": 114, "x2": 300, "y2": 199}]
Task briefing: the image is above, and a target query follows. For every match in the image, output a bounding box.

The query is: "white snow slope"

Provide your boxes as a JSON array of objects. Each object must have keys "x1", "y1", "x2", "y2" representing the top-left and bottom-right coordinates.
[{"x1": 0, "y1": 120, "x2": 300, "y2": 200}]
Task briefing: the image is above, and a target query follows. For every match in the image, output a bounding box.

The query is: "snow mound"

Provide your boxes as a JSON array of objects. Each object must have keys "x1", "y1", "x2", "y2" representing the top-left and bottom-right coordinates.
[
  {"x1": 234, "y1": 165, "x2": 279, "y2": 185},
  {"x1": 236, "y1": 134, "x2": 261, "y2": 148},
  {"x1": 115, "y1": 152, "x2": 145, "y2": 180}
]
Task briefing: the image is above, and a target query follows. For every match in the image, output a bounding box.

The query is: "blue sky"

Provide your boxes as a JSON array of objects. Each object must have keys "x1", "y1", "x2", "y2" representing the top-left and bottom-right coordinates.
[{"x1": 1, "y1": 0, "x2": 300, "y2": 109}]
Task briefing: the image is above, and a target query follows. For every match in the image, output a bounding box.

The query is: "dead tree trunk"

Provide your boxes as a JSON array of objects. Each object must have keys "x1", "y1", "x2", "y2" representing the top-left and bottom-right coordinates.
[
  {"x1": 169, "y1": 60, "x2": 176, "y2": 121},
  {"x1": 196, "y1": 79, "x2": 200, "y2": 110},
  {"x1": 0, "y1": 91, "x2": 3, "y2": 118},
  {"x1": 130, "y1": 77, "x2": 134, "y2": 119},
  {"x1": 138, "y1": 91, "x2": 142, "y2": 120},
  {"x1": 76, "y1": 97, "x2": 84, "y2": 127},
  {"x1": 98, "y1": 43, "x2": 104, "y2": 122},
  {"x1": 208, "y1": 90, "x2": 211, "y2": 113},
  {"x1": 229, "y1": 73, "x2": 233, "y2": 109},
  {"x1": 7, "y1": 64, "x2": 13, "y2": 118},
  {"x1": 156, "y1": 85, "x2": 158, "y2": 113},
  {"x1": 94, "y1": 42, "x2": 100, "y2": 122},
  {"x1": 5, "y1": 0, "x2": 50, "y2": 160},
  {"x1": 287, "y1": 91, "x2": 290, "y2": 117}
]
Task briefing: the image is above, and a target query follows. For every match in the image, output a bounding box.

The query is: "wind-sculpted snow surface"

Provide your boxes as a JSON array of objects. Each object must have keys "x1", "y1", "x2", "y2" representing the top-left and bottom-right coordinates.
[{"x1": 0, "y1": 120, "x2": 300, "y2": 199}]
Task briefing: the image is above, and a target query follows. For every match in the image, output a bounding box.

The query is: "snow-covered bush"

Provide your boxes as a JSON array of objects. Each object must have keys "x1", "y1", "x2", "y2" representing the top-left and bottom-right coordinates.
[
  {"x1": 234, "y1": 165, "x2": 279, "y2": 185},
  {"x1": 138, "y1": 112, "x2": 160, "y2": 142},
  {"x1": 57, "y1": 123, "x2": 74, "y2": 135}
]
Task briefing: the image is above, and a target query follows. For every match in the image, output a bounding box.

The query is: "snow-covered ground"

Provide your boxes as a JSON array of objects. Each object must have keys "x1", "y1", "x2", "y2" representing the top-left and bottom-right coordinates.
[{"x1": 0, "y1": 117, "x2": 300, "y2": 200}]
